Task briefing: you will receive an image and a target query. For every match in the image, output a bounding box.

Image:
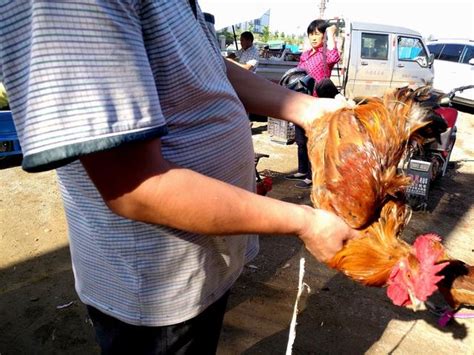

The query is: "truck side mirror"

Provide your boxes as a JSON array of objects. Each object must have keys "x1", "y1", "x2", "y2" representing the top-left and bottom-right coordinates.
[
  {"x1": 415, "y1": 56, "x2": 428, "y2": 68},
  {"x1": 469, "y1": 58, "x2": 474, "y2": 65},
  {"x1": 428, "y1": 53, "x2": 435, "y2": 67}
]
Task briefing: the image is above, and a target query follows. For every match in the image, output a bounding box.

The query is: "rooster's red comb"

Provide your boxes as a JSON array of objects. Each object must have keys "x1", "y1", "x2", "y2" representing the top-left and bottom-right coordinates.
[{"x1": 412, "y1": 233, "x2": 448, "y2": 302}]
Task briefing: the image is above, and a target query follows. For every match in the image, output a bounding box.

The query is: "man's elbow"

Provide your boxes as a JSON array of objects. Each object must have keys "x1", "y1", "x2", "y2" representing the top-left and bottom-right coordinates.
[
  {"x1": 104, "y1": 194, "x2": 145, "y2": 221},
  {"x1": 100, "y1": 174, "x2": 168, "y2": 224}
]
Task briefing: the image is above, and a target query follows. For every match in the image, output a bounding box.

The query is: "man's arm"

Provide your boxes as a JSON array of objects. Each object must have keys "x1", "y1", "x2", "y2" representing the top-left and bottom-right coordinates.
[
  {"x1": 233, "y1": 61, "x2": 254, "y2": 71},
  {"x1": 80, "y1": 138, "x2": 357, "y2": 262},
  {"x1": 79, "y1": 56, "x2": 356, "y2": 262},
  {"x1": 224, "y1": 59, "x2": 345, "y2": 130}
]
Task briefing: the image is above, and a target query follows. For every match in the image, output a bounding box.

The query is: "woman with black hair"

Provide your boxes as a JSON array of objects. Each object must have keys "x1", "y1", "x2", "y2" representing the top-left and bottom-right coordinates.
[{"x1": 285, "y1": 19, "x2": 340, "y2": 189}]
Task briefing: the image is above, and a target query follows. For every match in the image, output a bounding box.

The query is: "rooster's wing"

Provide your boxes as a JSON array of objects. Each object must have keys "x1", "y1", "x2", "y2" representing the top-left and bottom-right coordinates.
[{"x1": 308, "y1": 88, "x2": 431, "y2": 229}]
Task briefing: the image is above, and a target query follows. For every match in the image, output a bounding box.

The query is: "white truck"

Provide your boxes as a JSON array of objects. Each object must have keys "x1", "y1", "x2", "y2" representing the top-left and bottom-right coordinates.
[{"x1": 257, "y1": 19, "x2": 435, "y2": 99}]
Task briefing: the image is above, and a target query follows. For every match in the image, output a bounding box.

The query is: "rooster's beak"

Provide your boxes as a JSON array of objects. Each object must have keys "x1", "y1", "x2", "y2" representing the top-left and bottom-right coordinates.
[{"x1": 408, "y1": 289, "x2": 425, "y2": 311}]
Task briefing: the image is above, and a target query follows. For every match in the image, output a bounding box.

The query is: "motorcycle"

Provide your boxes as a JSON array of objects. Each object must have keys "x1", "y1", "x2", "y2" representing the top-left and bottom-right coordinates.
[{"x1": 404, "y1": 85, "x2": 474, "y2": 210}]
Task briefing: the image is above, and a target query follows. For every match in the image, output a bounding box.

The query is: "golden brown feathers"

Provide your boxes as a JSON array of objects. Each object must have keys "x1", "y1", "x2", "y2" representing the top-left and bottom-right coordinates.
[
  {"x1": 308, "y1": 87, "x2": 431, "y2": 229},
  {"x1": 326, "y1": 200, "x2": 412, "y2": 286}
]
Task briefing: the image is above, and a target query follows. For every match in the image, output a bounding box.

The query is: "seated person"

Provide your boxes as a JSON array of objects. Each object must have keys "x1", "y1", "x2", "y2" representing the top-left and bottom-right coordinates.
[{"x1": 232, "y1": 31, "x2": 259, "y2": 72}]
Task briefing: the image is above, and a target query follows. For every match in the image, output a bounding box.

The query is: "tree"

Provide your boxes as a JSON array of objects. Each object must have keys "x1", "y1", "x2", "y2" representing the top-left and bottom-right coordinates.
[
  {"x1": 217, "y1": 29, "x2": 237, "y2": 46},
  {"x1": 261, "y1": 25, "x2": 270, "y2": 42},
  {"x1": 247, "y1": 22, "x2": 254, "y2": 33},
  {"x1": 286, "y1": 34, "x2": 296, "y2": 45}
]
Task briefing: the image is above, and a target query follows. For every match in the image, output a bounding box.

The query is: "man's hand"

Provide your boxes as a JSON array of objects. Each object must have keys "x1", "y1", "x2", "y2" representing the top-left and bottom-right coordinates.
[
  {"x1": 224, "y1": 60, "x2": 352, "y2": 130},
  {"x1": 298, "y1": 206, "x2": 359, "y2": 262},
  {"x1": 300, "y1": 95, "x2": 354, "y2": 131}
]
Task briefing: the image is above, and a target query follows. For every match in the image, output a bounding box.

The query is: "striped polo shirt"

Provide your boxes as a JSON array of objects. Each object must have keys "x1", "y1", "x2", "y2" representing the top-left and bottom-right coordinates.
[
  {"x1": 236, "y1": 45, "x2": 260, "y2": 72},
  {"x1": 0, "y1": 0, "x2": 259, "y2": 326}
]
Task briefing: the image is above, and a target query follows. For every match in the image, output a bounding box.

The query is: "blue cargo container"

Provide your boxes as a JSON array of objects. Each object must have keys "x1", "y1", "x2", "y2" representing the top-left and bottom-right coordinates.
[{"x1": 0, "y1": 110, "x2": 22, "y2": 159}]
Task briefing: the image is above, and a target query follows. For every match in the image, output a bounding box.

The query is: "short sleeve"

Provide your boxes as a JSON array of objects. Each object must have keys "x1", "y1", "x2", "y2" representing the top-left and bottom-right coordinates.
[
  {"x1": 237, "y1": 47, "x2": 259, "y2": 71},
  {"x1": 246, "y1": 49, "x2": 259, "y2": 67},
  {"x1": 0, "y1": 1, "x2": 167, "y2": 172},
  {"x1": 246, "y1": 59, "x2": 258, "y2": 67}
]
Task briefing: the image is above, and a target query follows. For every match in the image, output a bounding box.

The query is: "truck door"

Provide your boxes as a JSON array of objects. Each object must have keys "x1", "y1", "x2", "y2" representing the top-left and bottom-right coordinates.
[
  {"x1": 391, "y1": 36, "x2": 433, "y2": 89},
  {"x1": 346, "y1": 31, "x2": 392, "y2": 98}
]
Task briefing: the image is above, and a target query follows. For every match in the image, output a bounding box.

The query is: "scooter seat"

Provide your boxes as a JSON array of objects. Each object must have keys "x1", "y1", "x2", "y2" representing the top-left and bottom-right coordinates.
[{"x1": 435, "y1": 107, "x2": 457, "y2": 128}]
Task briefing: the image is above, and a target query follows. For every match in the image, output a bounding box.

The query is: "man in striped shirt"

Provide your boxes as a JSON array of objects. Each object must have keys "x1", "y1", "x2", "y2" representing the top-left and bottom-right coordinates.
[
  {"x1": 234, "y1": 31, "x2": 260, "y2": 72},
  {"x1": 0, "y1": 1, "x2": 356, "y2": 353}
]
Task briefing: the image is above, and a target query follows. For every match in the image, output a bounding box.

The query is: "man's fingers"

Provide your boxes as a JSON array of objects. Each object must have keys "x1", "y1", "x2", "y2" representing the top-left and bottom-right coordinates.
[{"x1": 334, "y1": 94, "x2": 355, "y2": 109}]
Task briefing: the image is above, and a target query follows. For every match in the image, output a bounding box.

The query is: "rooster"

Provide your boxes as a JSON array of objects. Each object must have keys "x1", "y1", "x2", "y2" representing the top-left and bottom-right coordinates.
[{"x1": 307, "y1": 87, "x2": 474, "y2": 309}]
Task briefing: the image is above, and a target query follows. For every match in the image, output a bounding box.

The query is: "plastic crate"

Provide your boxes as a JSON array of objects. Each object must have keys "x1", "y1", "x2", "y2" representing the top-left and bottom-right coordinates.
[
  {"x1": 0, "y1": 110, "x2": 22, "y2": 158},
  {"x1": 267, "y1": 117, "x2": 295, "y2": 144}
]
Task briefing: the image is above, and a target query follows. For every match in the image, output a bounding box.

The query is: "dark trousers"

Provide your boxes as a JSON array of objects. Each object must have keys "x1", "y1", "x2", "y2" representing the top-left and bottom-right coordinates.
[
  {"x1": 87, "y1": 291, "x2": 230, "y2": 355},
  {"x1": 295, "y1": 124, "x2": 311, "y2": 179},
  {"x1": 295, "y1": 78, "x2": 339, "y2": 179}
]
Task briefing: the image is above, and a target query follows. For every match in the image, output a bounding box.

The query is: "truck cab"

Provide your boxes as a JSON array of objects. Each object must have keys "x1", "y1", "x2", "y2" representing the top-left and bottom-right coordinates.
[{"x1": 338, "y1": 20, "x2": 434, "y2": 98}]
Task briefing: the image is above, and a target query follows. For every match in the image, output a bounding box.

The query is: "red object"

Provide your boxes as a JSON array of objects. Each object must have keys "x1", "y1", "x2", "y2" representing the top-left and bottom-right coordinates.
[
  {"x1": 435, "y1": 107, "x2": 457, "y2": 128},
  {"x1": 256, "y1": 176, "x2": 273, "y2": 196},
  {"x1": 387, "y1": 233, "x2": 448, "y2": 306}
]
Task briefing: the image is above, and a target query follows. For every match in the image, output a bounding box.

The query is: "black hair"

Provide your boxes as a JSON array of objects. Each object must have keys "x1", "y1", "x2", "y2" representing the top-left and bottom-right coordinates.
[
  {"x1": 240, "y1": 31, "x2": 254, "y2": 42},
  {"x1": 307, "y1": 19, "x2": 329, "y2": 35}
]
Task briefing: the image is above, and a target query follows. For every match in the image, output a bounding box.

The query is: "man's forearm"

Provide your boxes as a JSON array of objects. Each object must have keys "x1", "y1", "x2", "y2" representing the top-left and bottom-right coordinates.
[
  {"x1": 81, "y1": 139, "x2": 308, "y2": 237},
  {"x1": 81, "y1": 137, "x2": 357, "y2": 262},
  {"x1": 225, "y1": 59, "x2": 313, "y2": 128},
  {"x1": 120, "y1": 164, "x2": 307, "y2": 236},
  {"x1": 225, "y1": 60, "x2": 347, "y2": 130},
  {"x1": 233, "y1": 61, "x2": 254, "y2": 71}
]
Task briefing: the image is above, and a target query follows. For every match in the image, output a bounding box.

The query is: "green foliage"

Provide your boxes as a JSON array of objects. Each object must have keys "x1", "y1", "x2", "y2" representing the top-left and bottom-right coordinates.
[
  {"x1": 253, "y1": 28, "x2": 305, "y2": 50},
  {"x1": 218, "y1": 25, "x2": 306, "y2": 50},
  {"x1": 261, "y1": 25, "x2": 270, "y2": 42},
  {"x1": 217, "y1": 29, "x2": 237, "y2": 46}
]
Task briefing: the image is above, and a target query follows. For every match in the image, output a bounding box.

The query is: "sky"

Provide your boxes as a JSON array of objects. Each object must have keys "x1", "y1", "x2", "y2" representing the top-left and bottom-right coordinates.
[{"x1": 200, "y1": 0, "x2": 473, "y2": 39}]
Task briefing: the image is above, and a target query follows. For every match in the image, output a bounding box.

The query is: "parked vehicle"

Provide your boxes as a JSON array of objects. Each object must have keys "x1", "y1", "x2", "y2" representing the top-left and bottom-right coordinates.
[
  {"x1": 257, "y1": 19, "x2": 435, "y2": 99},
  {"x1": 403, "y1": 85, "x2": 474, "y2": 210},
  {"x1": 426, "y1": 39, "x2": 474, "y2": 108},
  {"x1": 0, "y1": 83, "x2": 22, "y2": 164}
]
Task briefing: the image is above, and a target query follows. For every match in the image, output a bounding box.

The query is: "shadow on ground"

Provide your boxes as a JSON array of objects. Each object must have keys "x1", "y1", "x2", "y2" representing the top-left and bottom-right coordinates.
[
  {"x1": 219, "y1": 172, "x2": 473, "y2": 354},
  {"x1": 0, "y1": 246, "x2": 98, "y2": 354},
  {"x1": 0, "y1": 155, "x2": 472, "y2": 354}
]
